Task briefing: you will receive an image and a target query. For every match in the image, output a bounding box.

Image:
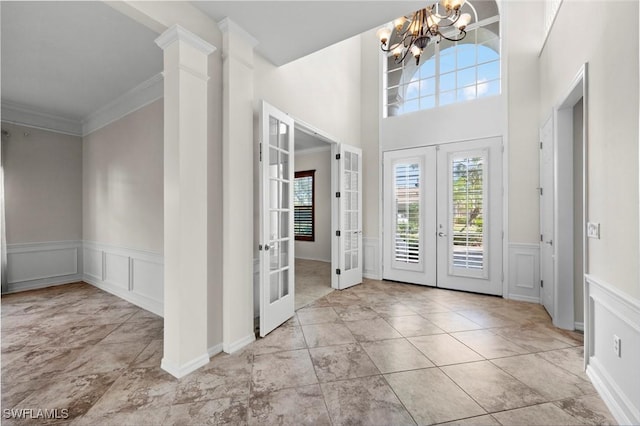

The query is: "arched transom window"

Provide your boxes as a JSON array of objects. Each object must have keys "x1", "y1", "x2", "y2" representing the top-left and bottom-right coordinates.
[{"x1": 384, "y1": 1, "x2": 500, "y2": 117}]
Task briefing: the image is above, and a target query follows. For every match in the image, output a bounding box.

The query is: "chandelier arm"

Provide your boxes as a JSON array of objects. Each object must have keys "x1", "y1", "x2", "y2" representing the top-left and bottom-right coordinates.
[{"x1": 438, "y1": 29, "x2": 467, "y2": 43}]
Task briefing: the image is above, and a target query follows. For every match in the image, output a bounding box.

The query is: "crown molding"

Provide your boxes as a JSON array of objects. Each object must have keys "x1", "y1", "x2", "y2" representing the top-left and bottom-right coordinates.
[
  {"x1": 0, "y1": 101, "x2": 82, "y2": 136},
  {"x1": 82, "y1": 73, "x2": 164, "y2": 136},
  {"x1": 155, "y1": 24, "x2": 217, "y2": 54},
  {"x1": 217, "y1": 18, "x2": 259, "y2": 48}
]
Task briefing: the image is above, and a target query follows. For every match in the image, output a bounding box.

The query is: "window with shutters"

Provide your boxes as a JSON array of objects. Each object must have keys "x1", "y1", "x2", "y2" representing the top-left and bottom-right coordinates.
[
  {"x1": 294, "y1": 170, "x2": 315, "y2": 241},
  {"x1": 395, "y1": 162, "x2": 420, "y2": 263}
]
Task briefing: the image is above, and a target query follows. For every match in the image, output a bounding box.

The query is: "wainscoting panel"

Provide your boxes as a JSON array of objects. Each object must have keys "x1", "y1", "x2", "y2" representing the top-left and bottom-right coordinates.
[
  {"x1": 585, "y1": 275, "x2": 640, "y2": 425},
  {"x1": 6, "y1": 241, "x2": 83, "y2": 292},
  {"x1": 507, "y1": 243, "x2": 540, "y2": 303},
  {"x1": 82, "y1": 242, "x2": 164, "y2": 317},
  {"x1": 363, "y1": 237, "x2": 381, "y2": 280}
]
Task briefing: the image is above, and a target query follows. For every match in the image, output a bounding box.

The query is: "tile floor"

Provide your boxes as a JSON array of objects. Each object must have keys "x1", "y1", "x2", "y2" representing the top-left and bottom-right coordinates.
[
  {"x1": 1, "y1": 280, "x2": 617, "y2": 425},
  {"x1": 295, "y1": 259, "x2": 333, "y2": 310}
]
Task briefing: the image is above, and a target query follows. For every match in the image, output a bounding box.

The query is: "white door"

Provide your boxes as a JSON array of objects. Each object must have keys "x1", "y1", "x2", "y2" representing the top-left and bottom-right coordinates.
[
  {"x1": 436, "y1": 138, "x2": 503, "y2": 295},
  {"x1": 382, "y1": 147, "x2": 437, "y2": 285},
  {"x1": 259, "y1": 101, "x2": 295, "y2": 337},
  {"x1": 539, "y1": 116, "x2": 555, "y2": 316},
  {"x1": 382, "y1": 138, "x2": 503, "y2": 296},
  {"x1": 336, "y1": 144, "x2": 363, "y2": 289}
]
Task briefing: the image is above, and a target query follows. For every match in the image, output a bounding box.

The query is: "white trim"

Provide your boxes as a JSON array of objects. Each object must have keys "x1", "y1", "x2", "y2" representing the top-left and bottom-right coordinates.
[
  {"x1": 82, "y1": 73, "x2": 163, "y2": 136},
  {"x1": 155, "y1": 24, "x2": 217, "y2": 54},
  {"x1": 222, "y1": 333, "x2": 255, "y2": 354},
  {"x1": 161, "y1": 353, "x2": 210, "y2": 379},
  {"x1": 5, "y1": 241, "x2": 83, "y2": 293},
  {"x1": 295, "y1": 145, "x2": 331, "y2": 155},
  {"x1": 363, "y1": 237, "x2": 381, "y2": 280},
  {"x1": 585, "y1": 274, "x2": 640, "y2": 425},
  {"x1": 507, "y1": 243, "x2": 540, "y2": 303},
  {"x1": 82, "y1": 241, "x2": 164, "y2": 317},
  {"x1": 574, "y1": 321, "x2": 584, "y2": 332},
  {"x1": 217, "y1": 18, "x2": 258, "y2": 48},
  {"x1": 208, "y1": 343, "x2": 224, "y2": 358},
  {"x1": 1, "y1": 102, "x2": 82, "y2": 136}
]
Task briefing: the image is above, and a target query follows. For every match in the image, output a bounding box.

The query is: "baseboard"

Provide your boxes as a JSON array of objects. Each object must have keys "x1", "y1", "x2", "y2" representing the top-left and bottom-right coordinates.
[
  {"x1": 585, "y1": 274, "x2": 640, "y2": 425},
  {"x1": 82, "y1": 241, "x2": 164, "y2": 316},
  {"x1": 161, "y1": 353, "x2": 209, "y2": 379},
  {"x1": 83, "y1": 274, "x2": 163, "y2": 317},
  {"x1": 208, "y1": 343, "x2": 224, "y2": 358},
  {"x1": 507, "y1": 293, "x2": 540, "y2": 304},
  {"x1": 223, "y1": 333, "x2": 255, "y2": 354},
  {"x1": 574, "y1": 321, "x2": 584, "y2": 332},
  {"x1": 294, "y1": 256, "x2": 331, "y2": 263},
  {"x1": 5, "y1": 241, "x2": 83, "y2": 293},
  {"x1": 5, "y1": 275, "x2": 83, "y2": 294},
  {"x1": 507, "y1": 243, "x2": 540, "y2": 302}
]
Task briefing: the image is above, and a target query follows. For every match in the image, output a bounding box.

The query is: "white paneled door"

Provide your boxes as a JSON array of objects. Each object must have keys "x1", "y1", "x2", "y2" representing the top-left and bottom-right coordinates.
[
  {"x1": 336, "y1": 144, "x2": 363, "y2": 290},
  {"x1": 259, "y1": 101, "x2": 295, "y2": 337},
  {"x1": 383, "y1": 138, "x2": 503, "y2": 296}
]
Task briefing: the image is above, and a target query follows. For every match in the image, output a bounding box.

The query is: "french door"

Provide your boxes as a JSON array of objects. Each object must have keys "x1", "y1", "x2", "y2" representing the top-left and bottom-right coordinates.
[
  {"x1": 334, "y1": 144, "x2": 363, "y2": 289},
  {"x1": 259, "y1": 101, "x2": 295, "y2": 337},
  {"x1": 539, "y1": 116, "x2": 554, "y2": 316},
  {"x1": 383, "y1": 138, "x2": 503, "y2": 296}
]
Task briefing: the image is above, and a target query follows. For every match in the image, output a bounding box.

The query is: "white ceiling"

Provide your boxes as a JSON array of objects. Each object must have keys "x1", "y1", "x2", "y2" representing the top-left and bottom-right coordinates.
[
  {"x1": 0, "y1": 0, "x2": 496, "y2": 123},
  {"x1": 192, "y1": 1, "x2": 426, "y2": 65},
  {"x1": 1, "y1": 1, "x2": 162, "y2": 121}
]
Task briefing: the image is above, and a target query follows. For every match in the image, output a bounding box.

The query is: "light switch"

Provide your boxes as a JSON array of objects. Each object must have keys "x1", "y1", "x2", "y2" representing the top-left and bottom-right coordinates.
[{"x1": 587, "y1": 222, "x2": 600, "y2": 239}]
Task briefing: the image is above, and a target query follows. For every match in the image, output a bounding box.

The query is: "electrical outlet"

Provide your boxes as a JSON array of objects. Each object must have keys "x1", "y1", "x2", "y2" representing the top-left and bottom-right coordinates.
[
  {"x1": 587, "y1": 222, "x2": 600, "y2": 239},
  {"x1": 613, "y1": 335, "x2": 621, "y2": 357}
]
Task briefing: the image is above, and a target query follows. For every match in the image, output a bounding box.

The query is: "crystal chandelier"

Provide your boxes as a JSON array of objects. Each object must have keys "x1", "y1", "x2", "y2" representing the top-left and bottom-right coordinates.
[{"x1": 377, "y1": 0, "x2": 472, "y2": 65}]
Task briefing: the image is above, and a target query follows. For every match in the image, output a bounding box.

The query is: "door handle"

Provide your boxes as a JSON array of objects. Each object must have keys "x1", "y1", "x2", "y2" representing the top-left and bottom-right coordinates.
[
  {"x1": 544, "y1": 240, "x2": 553, "y2": 246},
  {"x1": 438, "y1": 232, "x2": 447, "y2": 237},
  {"x1": 264, "y1": 244, "x2": 270, "y2": 251}
]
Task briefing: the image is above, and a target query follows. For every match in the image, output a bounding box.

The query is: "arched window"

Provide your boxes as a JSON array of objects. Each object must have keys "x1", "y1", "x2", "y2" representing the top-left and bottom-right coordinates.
[{"x1": 384, "y1": 2, "x2": 500, "y2": 116}]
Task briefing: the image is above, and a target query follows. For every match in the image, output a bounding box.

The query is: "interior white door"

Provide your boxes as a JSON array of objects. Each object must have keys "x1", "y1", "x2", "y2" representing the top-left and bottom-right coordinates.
[
  {"x1": 539, "y1": 116, "x2": 555, "y2": 316},
  {"x1": 259, "y1": 101, "x2": 295, "y2": 337},
  {"x1": 382, "y1": 147, "x2": 437, "y2": 286},
  {"x1": 336, "y1": 144, "x2": 363, "y2": 289},
  {"x1": 436, "y1": 138, "x2": 503, "y2": 295}
]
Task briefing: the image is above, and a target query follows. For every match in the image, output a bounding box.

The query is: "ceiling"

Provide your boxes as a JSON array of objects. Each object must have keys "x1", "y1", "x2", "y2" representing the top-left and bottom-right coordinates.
[
  {"x1": 192, "y1": 1, "x2": 426, "y2": 66},
  {"x1": 1, "y1": 1, "x2": 497, "y2": 124},
  {"x1": 0, "y1": 1, "x2": 162, "y2": 121},
  {"x1": 294, "y1": 128, "x2": 330, "y2": 152}
]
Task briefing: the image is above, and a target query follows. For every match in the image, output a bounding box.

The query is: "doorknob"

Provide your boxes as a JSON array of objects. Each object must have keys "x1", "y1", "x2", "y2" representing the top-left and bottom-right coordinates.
[
  {"x1": 438, "y1": 232, "x2": 447, "y2": 237},
  {"x1": 544, "y1": 240, "x2": 553, "y2": 246},
  {"x1": 264, "y1": 244, "x2": 270, "y2": 251}
]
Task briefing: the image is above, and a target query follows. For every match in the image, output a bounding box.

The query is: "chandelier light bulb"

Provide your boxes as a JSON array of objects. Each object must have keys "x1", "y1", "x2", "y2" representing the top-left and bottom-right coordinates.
[
  {"x1": 393, "y1": 16, "x2": 408, "y2": 31},
  {"x1": 455, "y1": 13, "x2": 471, "y2": 30},
  {"x1": 392, "y1": 46, "x2": 403, "y2": 58},
  {"x1": 377, "y1": 27, "x2": 392, "y2": 45},
  {"x1": 410, "y1": 45, "x2": 422, "y2": 57}
]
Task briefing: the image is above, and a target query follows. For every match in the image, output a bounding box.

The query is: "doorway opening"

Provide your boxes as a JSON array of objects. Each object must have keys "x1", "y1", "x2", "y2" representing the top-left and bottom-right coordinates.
[{"x1": 293, "y1": 127, "x2": 334, "y2": 309}]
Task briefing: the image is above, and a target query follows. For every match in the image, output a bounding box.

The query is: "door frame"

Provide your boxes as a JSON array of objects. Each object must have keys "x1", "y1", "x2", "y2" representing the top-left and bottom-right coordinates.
[
  {"x1": 551, "y1": 63, "x2": 589, "y2": 331},
  {"x1": 290, "y1": 117, "x2": 342, "y2": 290}
]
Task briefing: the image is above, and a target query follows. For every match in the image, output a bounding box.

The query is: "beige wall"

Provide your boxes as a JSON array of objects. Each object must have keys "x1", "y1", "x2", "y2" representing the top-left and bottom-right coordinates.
[
  {"x1": 254, "y1": 35, "x2": 362, "y2": 148},
  {"x1": 294, "y1": 149, "x2": 331, "y2": 262},
  {"x1": 82, "y1": 99, "x2": 164, "y2": 253},
  {"x1": 3, "y1": 122, "x2": 82, "y2": 244},
  {"x1": 539, "y1": 0, "x2": 639, "y2": 298},
  {"x1": 504, "y1": 0, "x2": 544, "y2": 244}
]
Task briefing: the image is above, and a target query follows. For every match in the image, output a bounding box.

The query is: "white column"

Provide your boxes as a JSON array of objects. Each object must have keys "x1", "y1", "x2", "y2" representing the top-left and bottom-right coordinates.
[
  {"x1": 155, "y1": 25, "x2": 216, "y2": 378},
  {"x1": 219, "y1": 18, "x2": 258, "y2": 352}
]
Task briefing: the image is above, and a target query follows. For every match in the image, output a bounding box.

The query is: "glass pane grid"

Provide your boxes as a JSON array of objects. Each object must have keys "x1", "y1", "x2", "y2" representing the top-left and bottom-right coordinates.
[
  {"x1": 394, "y1": 163, "x2": 420, "y2": 264},
  {"x1": 384, "y1": 19, "x2": 501, "y2": 116},
  {"x1": 451, "y1": 156, "x2": 485, "y2": 271}
]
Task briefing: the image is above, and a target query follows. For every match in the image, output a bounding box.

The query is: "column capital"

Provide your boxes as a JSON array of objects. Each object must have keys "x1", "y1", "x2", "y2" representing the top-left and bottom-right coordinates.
[
  {"x1": 217, "y1": 18, "x2": 258, "y2": 48},
  {"x1": 155, "y1": 24, "x2": 217, "y2": 55}
]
